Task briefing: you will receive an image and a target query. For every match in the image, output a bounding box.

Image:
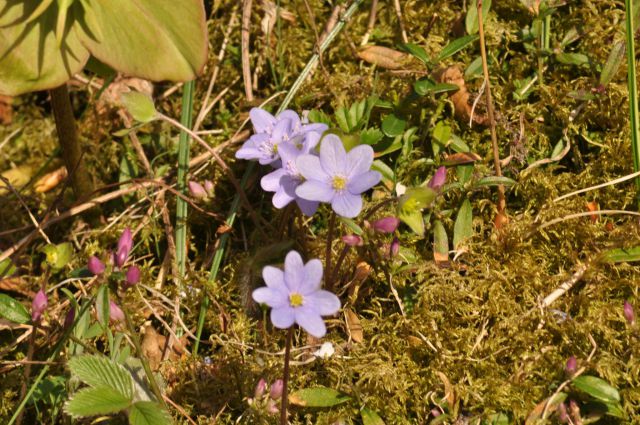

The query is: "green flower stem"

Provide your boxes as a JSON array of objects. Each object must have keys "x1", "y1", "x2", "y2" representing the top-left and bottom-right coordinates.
[
  {"x1": 625, "y1": 0, "x2": 640, "y2": 206},
  {"x1": 192, "y1": 0, "x2": 364, "y2": 355},
  {"x1": 280, "y1": 327, "x2": 293, "y2": 425}
]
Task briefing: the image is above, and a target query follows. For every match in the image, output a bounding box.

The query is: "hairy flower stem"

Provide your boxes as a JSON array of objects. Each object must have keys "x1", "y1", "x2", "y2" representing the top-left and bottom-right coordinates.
[
  {"x1": 325, "y1": 211, "x2": 336, "y2": 288},
  {"x1": 123, "y1": 309, "x2": 167, "y2": 408},
  {"x1": 280, "y1": 327, "x2": 293, "y2": 425},
  {"x1": 49, "y1": 84, "x2": 94, "y2": 202},
  {"x1": 477, "y1": 0, "x2": 507, "y2": 217}
]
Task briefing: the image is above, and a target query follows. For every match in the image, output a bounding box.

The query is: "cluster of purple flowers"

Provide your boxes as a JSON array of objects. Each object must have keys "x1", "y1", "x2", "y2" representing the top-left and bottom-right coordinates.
[{"x1": 236, "y1": 108, "x2": 382, "y2": 218}]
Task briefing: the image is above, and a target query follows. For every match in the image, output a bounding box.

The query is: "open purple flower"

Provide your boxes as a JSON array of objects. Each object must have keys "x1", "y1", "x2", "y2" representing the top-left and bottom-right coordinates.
[
  {"x1": 260, "y1": 132, "x2": 322, "y2": 215},
  {"x1": 252, "y1": 250, "x2": 340, "y2": 338},
  {"x1": 296, "y1": 135, "x2": 381, "y2": 218}
]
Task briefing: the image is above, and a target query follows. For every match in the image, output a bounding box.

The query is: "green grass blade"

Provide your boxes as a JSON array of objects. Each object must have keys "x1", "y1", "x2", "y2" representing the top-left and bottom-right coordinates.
[{"x1": 625, "y1": 0, "x2": 640, "y2": 207}]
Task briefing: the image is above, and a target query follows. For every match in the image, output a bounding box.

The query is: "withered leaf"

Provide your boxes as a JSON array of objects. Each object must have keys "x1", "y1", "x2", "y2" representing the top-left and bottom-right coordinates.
[
  {"x1": 443, "y1": 152, "x2": 482, "y2": 165},
  {"x1": 357, "y1": 45, "x2": 408, "y2": 70},
  {"x1": 34, "y1": 166, "x2": 67, "y2": 193},
  {"x1": 344, "y1": 307, "x2": 363, "y2": 343}
]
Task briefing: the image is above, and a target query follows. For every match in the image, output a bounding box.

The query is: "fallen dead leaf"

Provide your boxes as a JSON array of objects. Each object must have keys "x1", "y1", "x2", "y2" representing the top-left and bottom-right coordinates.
[
  {"x1": 357, "y1": 45, "x2": 408, "y2": 70},
  {"x1": 344, "y1": 307, "x2": 363, "y2": 343},
  {"x1": 443, "y1": 152, "x2": 482, "y2": 166},
  {"x1": 141, "y1": 323, "x2": 189, "y2": 371},
  {"x1": 435, "y1": 66, "x2": 488, "y2": 126},
  {"x1": 34, "y1": 166, "x2": 68, "y2": 193}
]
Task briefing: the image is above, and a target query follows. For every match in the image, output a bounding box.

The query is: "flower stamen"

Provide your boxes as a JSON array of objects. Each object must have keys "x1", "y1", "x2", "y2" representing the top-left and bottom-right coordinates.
[
  {"x1": 332, "y1": 176, "x2": 347, "y2": 191},
  {"x1": 289, "y1": 292, "x2": 304, "y2": 307}
]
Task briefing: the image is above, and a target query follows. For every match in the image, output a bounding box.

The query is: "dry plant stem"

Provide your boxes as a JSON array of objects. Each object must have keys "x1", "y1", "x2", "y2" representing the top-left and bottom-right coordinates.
[
  {"x1": 532, "y1": 209, "x2": 640, "y2": 234},
  {"x1": 477, "y1": 0, "x2": 506, "y2": 215},
  {"x1": 540, "y1": 263, "x2": 588, "y2": 309},
  {"x1": 119, "y1": 111, "x2": 153, "y2": 175},
  {"x1": 280, "y1": 327, "x2": 293, "y2": 425},
  {"x1": 392, "y1": 0, "x2": 408, "y2": 43},
  {"x1": 554, "y1": 169, "x2": 640, "y2": 202},
  {"x1": 330, "y1": 245, "x2": 351, "y2": 288},
  {"x1": 163, "y1": 395, "x2": 198, "y2": 425},
  {"x1": 360, "y1": 0, "x2": 379, "y2": 46},
  {"x1": 241, "y1": 0, "x2": 254, "y2": 102},
  {"x1": 49, "y1": 84, "x2": 94, "y2": 202},
  {"x1": 325, "y1": 211, "x2": 336, "y2": 288}
]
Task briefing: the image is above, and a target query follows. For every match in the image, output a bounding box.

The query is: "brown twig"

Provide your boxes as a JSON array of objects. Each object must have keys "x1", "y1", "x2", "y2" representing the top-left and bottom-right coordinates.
[
  {"x1": 360, "y1": 0, "x2": 379, "y2": 46},
  {"x1": 392, "y1": 0, "x2": 408, "y2": 43},
  {"x1": 477, "y1": 0, "x2": 507, "y2": 218},
  {"x1": 241, "y1": 0, "x2": 254, "y2": 102}
]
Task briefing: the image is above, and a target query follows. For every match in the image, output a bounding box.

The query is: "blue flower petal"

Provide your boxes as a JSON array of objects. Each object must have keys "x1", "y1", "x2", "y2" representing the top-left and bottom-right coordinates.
[
  {"x1": 272, "y1": 186, "x2": 296, "y2": 209},
  {"x1": 295, "y1": 306, "x2": 326, "y2": 338},
  {"x1": 263, "y1": 266, "x2": 286, "y2": 291},
  {"x1": 300, "y1": 259, "x2": 323, "y2": 294},
  {"x1": 297, "y1": 154, "x2": 328, "y2": 182},
  {"x1": 250, "y1": 108, "x2": 276, "y2": 133},
  {"x1": 261, "y1": 168, "x2": 287, "y2": 192},
  {"x1": 346, "y1": 144, "x2": 375, "y2": 178},
  {"x1": 347, "y1": 171, "x2": 381, "y2": 195},
  {"x1": 331, "y1": 192, "x2": 362, "y2": 218},
  {"x1": 296, "y1": 198, "x2": 319, "y2": 216},
  {"x1": 319, "y1": 135, "x2": 347, "y2": 175},
  {"x1": 284, "y1": 251, "x2": 305, "y2": 291},
  {"x1": 305, "y1": 290, "x2": 341, "y2": 316},
  {"x1": 252, "y1": 287, "x2": 288, "y2": 308},
  {"x1": 296, "y1": 180, "x2": 334, "y2": 203},
  {"x1": 271, "y1": 306, "x2": 296, "y2": 329}
]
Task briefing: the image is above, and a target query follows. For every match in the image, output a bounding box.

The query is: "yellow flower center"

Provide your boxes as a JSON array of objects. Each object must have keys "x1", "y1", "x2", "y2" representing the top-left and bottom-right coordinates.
[
  {"x1": 289, "y1": 292, "x2": 304, "y2": 307},
  {"x1": 332, "y1": 176, "x2": 347, "y2": 191}
]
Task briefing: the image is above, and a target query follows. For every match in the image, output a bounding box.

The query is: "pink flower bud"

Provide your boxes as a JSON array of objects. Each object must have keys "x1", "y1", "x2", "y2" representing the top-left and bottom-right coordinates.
[
  {"x1": 115, "y1": 228, "x2": 133, "y2": 268},
  {"x1": 31, "y1": 289, "x2": 48, "y2": 323},
  {"x1": 204, "y1": 180, "x2": 214, "y2": 196},
  {"x1": 125, "y1": 266, "x2": 141, "y2": 287},
  {"x1": 371, "y1": 216, "x2": 400, "y2": 233},
  {"x1": 64, "y1": 307, "x2": 75, "y2": 329},
  {"x1": 557, "y1": 402, "x2": 569, "y2": 423},
  {"x1": 109, "y1": 301, "x2": 125, "y2": 323},
  {"x1": 624, "y1": 301, "x2": 635, "y2": 325},
  {"x1": 390, "y1": 237, "x2": 400, "y2": 257},
  {"x1": 270, "y1": 379, "x2": 283, "y2": 400},
  {"x1": 255, "y1": 378, "x2": 267, "y2": 399},
  {"x1": 266, "y1": 399, "x2": 279, "y2": 415},
  {"x1": 341, "y1": 234, "x2": 363, "y2": 246},
  {"x1": 188, "y1": 181, "x2": 207, "y2": 199},
  {"x1": 87, "y1": 256, "x2": 105, "y2": 275},
  {"x1": 428, "y1": 166, "x2": 447, "y2": 190},
  {"x1": 565, "y1": 356, "x2": 577, "y2": 375},
  {"x1": 430, "y1": 408, "x2": 441, "y2": 417}
]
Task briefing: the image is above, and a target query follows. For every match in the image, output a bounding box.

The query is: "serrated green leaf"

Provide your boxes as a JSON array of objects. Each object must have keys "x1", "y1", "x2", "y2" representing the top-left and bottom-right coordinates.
[
  {"x1": 65, "y1": 386, "x2": 131, "y2": 418},
  {"x1": 361, "y1": 407, "x2": 385, "y2": 425},
  {"x1": 307, "y1": 110, "x2": 332, "y2": 126},
  {"x1": 68, "y1": 355, "x2": 134, "y2": 399},
  {"x1": 289, "y1": 387, "x2": 351, "y2": 407},
  {"x1": 600, "y1": 246, "x2": 640, "y2": 263},
  {"x1": 453, "y1": 198, "x2": 473, "y2": 249},
  {"x1": 465, "y1": 0, "x2": 492, "y2": 35},
  {"x1": 475, "y1": 176, "x2": 517, "y2": 188},
  {"x1": 0, "y1": 294, "x2": 31, "y2": 324},
  {"x1": 335, "y1": 107, "x2": 350, "y2": 133},
  {"x1": 121, "y1": 92, "x2": 157, "y2": 123},
  {"x1": 437, "y1": 35, "x2": 479, "y2": 62},
  {"x1": 572, "y1": 375, "x2": 620, "y2": 403},
  {"x1": 403, "y1": 43, "x2": 430, "y2": 65},
  {"x1": 381, "y1": 114, "x2": 406, "y2": 137},
  {"x1": 129, "y1": 401, "x2": 172, "y2": 425},
  {"x1": 600, "y1": 41, "x2": 625, "y2": 86}
]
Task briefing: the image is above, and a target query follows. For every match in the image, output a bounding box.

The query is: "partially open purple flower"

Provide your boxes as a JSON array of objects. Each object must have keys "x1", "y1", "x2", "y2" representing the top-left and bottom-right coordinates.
[
  {"x1": 341, "y1": 234, "x2": 363, "y2": 246},
  {"x1": 87, "y1": 256, "x2": 105, "y2": 275},
  {"x1": 109, "y1": 300, "x2": 125, "y2": 323},
  {"x1": 125, "y1": 266, "x2": 141, "y2": 287},
  {"x1": 204, "y1": 180, "x2": 214, "y2": 196},
  {"x1": 270, "y1": 379, "x2": 283, "y2": 400},
  {"x1": 188, "y1": 181, "x2": 207, "y2": 199},
  {"x1": 565, "y1": 356, "x2": 577, "y2": 375},
  {"x1": 390, "y1": 237, "x2": 400, "y2": 257},
  {"x1": 260, "y1": 132, "x2": 322, "y2": 215},
  {"x1": 428, "y1": 166, "x2": 447, "y2": 190},
  {"x1": 31, "y1": 289, "x2": 48, "y2": 323},
  {"x1": 371, "y1": 216, "x2": 400, "y2": 233},
  {"x1": 296, "y1": 135, "x2": 381, "y2": 218},
  {"x1": 115, "y1": 228, "x2": 133, "y2": 268},
  {"x1": 252, "y1": 250, "x2": 340, "y2": 338},
  {"x1": 255, "y1": 378, "x2": 267, "y2": 399},
  {"x1": 236, "y1": 108, "x2": 328, "y2": 165},
  {"x1": 624, "y1": 301, "x2": 635, "y2": 325}
]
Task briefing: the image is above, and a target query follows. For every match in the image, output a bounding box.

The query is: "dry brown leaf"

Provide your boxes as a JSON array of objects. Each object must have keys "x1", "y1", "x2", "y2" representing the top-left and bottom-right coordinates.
[
  {"x1": 436, "y1": 371, "x2": 456, "y2": 408},
  {"x1": 436, "y1": 66, "x2": 488, "y2": 126},
  {"x1": 443, "y1": 152, "x2": 482, "y2": 165},
  {"x1": 344, "y1": 307, "x2": 363, "y2": 343},
  {"x1": 0, "y1": 95, "x2": 12, "y2": 125},
  {"x1": 433, "y1": 251, "x2": 449, "y2": 266},
  {"x1": 357, "y1": 45, "x2": 408, "y2": 70},
  {"x1": 524, "y1": 395, "x2": 567, "y2": 424},
  {"x1": 494, "y1": 211, "x2": 510, "y2": 229},
  {"x1": 141, "y1": 323, "x2": 189, "y2": 371},
  {"x1": 0, "y1": 278, "x2": 34, "y2": 298},
  {"x1": 34, "y1": 166, "x2": 68, "y2": 193},
  {"x1": 586, "y1": 201, "x2": 599, "y2": 223}
]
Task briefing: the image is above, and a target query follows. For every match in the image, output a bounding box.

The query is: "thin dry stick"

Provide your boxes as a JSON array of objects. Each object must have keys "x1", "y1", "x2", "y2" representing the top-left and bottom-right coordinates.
[
  {"x1": 118, "y1": 111, "x2": 153, "y2": 175},
  {"x1": 194, "y1": 78, "x2": 240, "y2": 130},
  {"x1": 194, "y1": 7, "x2": 239, "y2": 132},
  {"x1": 241, "y1": 0, "x2": 254, "y2": 102},
  {"x1": 540, "y1": 263, "x2": 588, "y2": 309},
  {"x1": 392, "y1": 0, "x2": 408, "y2": 43},
  {"x1": 360, "y1": 0, "x2": 379, "y2": 46},
  {"x1": 477, "y1": 0, "x2": 506, "y2": 216},
  {"x1": 554, "y1": 170, "x2": 640, "y2": 202},
  {"x1": 0, "y1": 175, "x2": 52, "y2": 244},
  {"x1": 533, "y1": 210, "x2": 640, "y2": 233}
]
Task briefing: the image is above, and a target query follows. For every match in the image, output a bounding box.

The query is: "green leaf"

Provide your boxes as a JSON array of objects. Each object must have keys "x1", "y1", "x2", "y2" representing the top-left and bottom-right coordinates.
[
  {"x1": 432, "y1": 121, "x2": 452, "y2": 145},
  {"x1": 475, "y1": 176, "x2": 517, "y2": 188},
  {"x1": 449, "y1": 134, "x2": 471, "y2": 153},
  {"x1": 307, "y1": 110, "x2": 332, "y2": 126},
  {"x1": 400, "y1": 187, "x2": 437, "y2": 210},
  {"x1": 96, "y1": 285, "x2": 110, "y2": 328},
  {"x1": 483, "y1": 412, "x2": 509, "y2": 425},
  {"x1": 335, "y1": 107, "x2": 350, "y2": 133},
  {"x1": 129, "y1": 401, "x2": 172, "y2": 425},
  {"x1": 555, "y1": 52, "x2": 590, "y2": 66},
  {"x1": 372, "y1": 159, "x2": 395, "y2": 190},
  {"x1": 121, "y1": 92, "x2": 158, "y2": 123},
  {"x1": 453, "y1": 198, "x2": 473, "y2": 249},
  {"x1": 339, "y1": 217, "x2": 364, "y2": 235},
  {"x1": 465, "y1": 56, "x2": 484, "y2": 78},
  {"x1": 361, "y1": 407, "x2": 385, "y2": 425},
  {"x1": 289, "y1": 387, "x2": 351, "y2": 407},
  {"x1": 361, "y1": 128, "x2": 384, "y2": 145},
  {"x1": 403, "y1": 43, "x2": 430, "y2": 65},
  {"x1": 65, "y1": 386, "x2": 131, "y2": 418},
  {"x1": 0, "y1": 258, "x2": 17, "y2": 278},
  {"x1": 465, "y1": 0, "x2": 492, "y2": 35},
  {"x1": 41, "y1": 243, "x2": 74, "y2": 270},
  {"x1": 68, "y1": 355, "x2": 134, "y2": 398},
  {"x1": 0, "y1": 294, "x2": 31, "y2": 324},
  {"x1": 600, "y1": 41, "x2": 625, "y2": 86},
  {"x1": 78, "y1": 0, "x2": 207, "y2": 82},
  {"x1": 414, "y1": 79, "x2": 459, "y2": 96},
  {"x1": 437, "y1": 35, "x2": 479, "y2": 62},
  {"x1": 456, "y1": 164, "x2": 474, "y2": 184},
  {"x1": 398, "y1": 209, "x2": 425, "y2": 236},
  {"x1": 0, "y1": 3, "x2": 89, "y2": 95},
  {"x1": 600, "y1": 246, "x2": 640, "y2": 263},
  {"x1": 433, "y1": 220, "x2": 449, "y2": 261},
  {"x1": 381, "y1": 114, "x2": 406, "y2": 137},
  {"x1": 572, "y1": 375, "x2": 621, "y2": 403}
]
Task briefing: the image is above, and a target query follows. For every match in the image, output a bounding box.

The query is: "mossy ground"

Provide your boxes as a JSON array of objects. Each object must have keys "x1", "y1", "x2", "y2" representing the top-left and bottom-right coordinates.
[{"x1": 1, "y1": 0, "x2": 640, "y2": 423}]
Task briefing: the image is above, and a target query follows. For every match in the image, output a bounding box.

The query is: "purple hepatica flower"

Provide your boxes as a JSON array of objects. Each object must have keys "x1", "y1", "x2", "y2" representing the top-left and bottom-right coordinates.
[
  {"x1": 252, "y1": 250, "x2": 340, "y2": 338},
  {"x1": 31, "y1": 289, "x2": 48, "y2": 323},
  {"x1": 261, "y1": 132, "x2": 322, "y2": 215},
  {"x1": 115, "y1": 228, "x2": 133, "y2": 268},
  {"x1": 296, "y1": 135, "x2": 381, "y2": 218}
]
